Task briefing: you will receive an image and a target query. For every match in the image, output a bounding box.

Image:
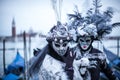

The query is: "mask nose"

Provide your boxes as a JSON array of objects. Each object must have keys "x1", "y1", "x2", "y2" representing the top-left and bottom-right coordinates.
[
  {"x1": 60, "y1": 45, "x2": 64, "y2": 50},
  {"x1": 82, "y1": 42, "x2": 87, "y2": 45}
]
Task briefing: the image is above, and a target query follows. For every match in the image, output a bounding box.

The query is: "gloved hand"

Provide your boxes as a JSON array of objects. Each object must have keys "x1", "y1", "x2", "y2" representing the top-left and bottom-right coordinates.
[
  {"x1": 33, "y1": 48, "x2": 41, "y2": 56},
  {"x1": 62, "y1": 48, "x2": 76, "y2": 69},
  {"x1": 62, "y1": 48, "x2": 76, "y2": 80}
]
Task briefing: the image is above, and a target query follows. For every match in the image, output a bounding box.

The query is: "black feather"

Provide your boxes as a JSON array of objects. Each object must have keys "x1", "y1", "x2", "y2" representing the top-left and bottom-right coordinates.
[{"x1": 112, "y1": 22, "x2": 120, "y2": 28}]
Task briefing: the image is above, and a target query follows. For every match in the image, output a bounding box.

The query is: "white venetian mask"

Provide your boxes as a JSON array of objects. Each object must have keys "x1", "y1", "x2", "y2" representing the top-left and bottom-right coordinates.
[
  {"x1": 78, "y1": 36, "x2": 92, "y2": 51},
  {"x1": 52, "y1": 39, "x2": 69, "y2": 56}
]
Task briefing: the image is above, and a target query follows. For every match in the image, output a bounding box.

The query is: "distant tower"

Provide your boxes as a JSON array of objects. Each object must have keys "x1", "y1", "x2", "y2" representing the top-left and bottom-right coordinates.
[{"x1": 12, "y1": 18, "x2": 16, "y2": 37}]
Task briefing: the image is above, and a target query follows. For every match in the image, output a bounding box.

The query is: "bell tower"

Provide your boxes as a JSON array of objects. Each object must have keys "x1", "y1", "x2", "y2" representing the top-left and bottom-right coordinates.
[{"x1": 12, "y1": 18, "x2": 16, "y2": 37}]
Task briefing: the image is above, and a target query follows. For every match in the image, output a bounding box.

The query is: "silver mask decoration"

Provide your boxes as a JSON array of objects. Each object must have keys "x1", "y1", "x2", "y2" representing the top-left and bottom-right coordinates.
[{"x1": 52, "y1": 39, "x2": 69, "y2": 56}]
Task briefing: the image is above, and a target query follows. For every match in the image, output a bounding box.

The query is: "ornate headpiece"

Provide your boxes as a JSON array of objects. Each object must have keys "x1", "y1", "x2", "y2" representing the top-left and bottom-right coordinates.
[
  {"x1": 77, "y1": 23, "x2": 98, "y2": 38},
  {"x1": 46, "y1": 21, "x2": 73, "y2": 42}
]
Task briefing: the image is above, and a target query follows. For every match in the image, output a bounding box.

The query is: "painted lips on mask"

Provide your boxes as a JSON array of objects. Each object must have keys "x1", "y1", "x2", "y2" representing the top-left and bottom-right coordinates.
[{"x1": 83, "y1": 45, "x2": 87, "y2": 48}]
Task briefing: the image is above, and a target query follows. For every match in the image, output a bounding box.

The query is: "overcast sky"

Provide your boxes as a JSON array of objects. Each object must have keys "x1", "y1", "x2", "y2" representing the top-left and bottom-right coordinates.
[{"x1": 0, "y1": 0, "x2": 120, "y2": 36}]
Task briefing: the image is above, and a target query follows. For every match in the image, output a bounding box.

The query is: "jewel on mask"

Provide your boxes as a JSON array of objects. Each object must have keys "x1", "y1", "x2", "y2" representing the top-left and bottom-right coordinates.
[
  {"x1": 67, "y1": 36, "x2": 70, "y2": 40},
  {"x1": 60, "y1": 39, "x2": 63, "y2": 43},
  {"x1": 54, "y1": 38, "x2": 57, "y2": 42}
]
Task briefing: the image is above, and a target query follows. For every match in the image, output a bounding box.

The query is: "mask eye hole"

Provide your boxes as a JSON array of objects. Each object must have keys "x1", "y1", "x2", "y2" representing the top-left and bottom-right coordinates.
[
  {"x1": 79, "y1": 39, "x2": 84, "y2": 42},
  {"x1": 63, "y1": 42, "x2": 68, "y2": 47},
  {"x1": 54, "y1": 43, "x2": 60, "y2": 47},
  {"x1": 86, "y1": 39, "x2": 91, "y2": 42}
]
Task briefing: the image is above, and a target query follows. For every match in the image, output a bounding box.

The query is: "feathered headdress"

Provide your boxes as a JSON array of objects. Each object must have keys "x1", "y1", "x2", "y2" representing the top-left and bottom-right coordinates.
[
  {"x1": 67, "y1": 0, "x2": 120, "y2": 40},
  {"x1": 51, "y1": 0, "x2": 63, "y2": 22},
  {"x1": 76, "y1": 23, "x2": 98, "y2": 39},
  {"x1": 47, "y1": 0, "x2": 73, "y2": 42}
]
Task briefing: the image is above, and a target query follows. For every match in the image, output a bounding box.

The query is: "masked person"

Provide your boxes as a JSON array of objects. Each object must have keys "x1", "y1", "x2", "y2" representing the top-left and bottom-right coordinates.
[
  {"x1": 73, "y1": 23, "x2": 118, "y2": 80},
  {"x1": 29, "y1": 22, "x2": 76, "y2": 80}
]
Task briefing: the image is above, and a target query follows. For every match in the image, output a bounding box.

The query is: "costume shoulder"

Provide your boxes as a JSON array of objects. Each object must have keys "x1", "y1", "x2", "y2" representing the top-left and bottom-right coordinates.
[
  {"x1": 90, "y1": 48, "x2": 102, "y2": 53},
  {"x1": 28, "y1": 44, "x2": 49, "y2": 77},
  {"x1": 90, "y1": 48, "x2": 107, "y2": 61}
]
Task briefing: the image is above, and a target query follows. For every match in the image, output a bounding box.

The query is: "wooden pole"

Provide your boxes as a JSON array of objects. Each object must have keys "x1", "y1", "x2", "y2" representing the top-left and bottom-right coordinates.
[
  {"x1": 28, "y1": 35, "x2": 31, "y2": 64},
  {"x1": 3, "y1": 38, "x2": 6, "y2": 75},
  {"x1": 23, "y1": 31, "x2": 28, "y2": 80},
  {"x1": 117, "y1": 38, "x2": 119, "y2": 57}
]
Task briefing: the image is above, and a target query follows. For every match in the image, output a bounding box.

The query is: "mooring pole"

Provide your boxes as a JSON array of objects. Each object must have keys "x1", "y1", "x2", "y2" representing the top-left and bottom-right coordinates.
[
  {"x1": 28, "y1": 35, "x2": 31, "y2": 64},
  {"x1": 117, "y1": 38, "x2": 119, "y2": 57},
  {"x1": 23, "y1": 31, "x2": 28, "y2": 80},
  {"x1": 3, "y1": 38, "x2": 6, "y2": 75}
]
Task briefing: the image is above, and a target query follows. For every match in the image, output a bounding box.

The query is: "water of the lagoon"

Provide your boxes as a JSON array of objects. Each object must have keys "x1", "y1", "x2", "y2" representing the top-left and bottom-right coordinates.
[{"x1": 0, "y1": 37, "x2": 47, "y2": 77}]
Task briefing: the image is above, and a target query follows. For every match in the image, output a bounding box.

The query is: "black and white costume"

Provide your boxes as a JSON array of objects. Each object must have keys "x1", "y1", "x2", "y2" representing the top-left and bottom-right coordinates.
[
  {"x1": 29, "y1": 22, "x2": 77, "y2": 80},
  {"x1": 66, "y1": 1, "x2": 119, "y2": 79}
]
